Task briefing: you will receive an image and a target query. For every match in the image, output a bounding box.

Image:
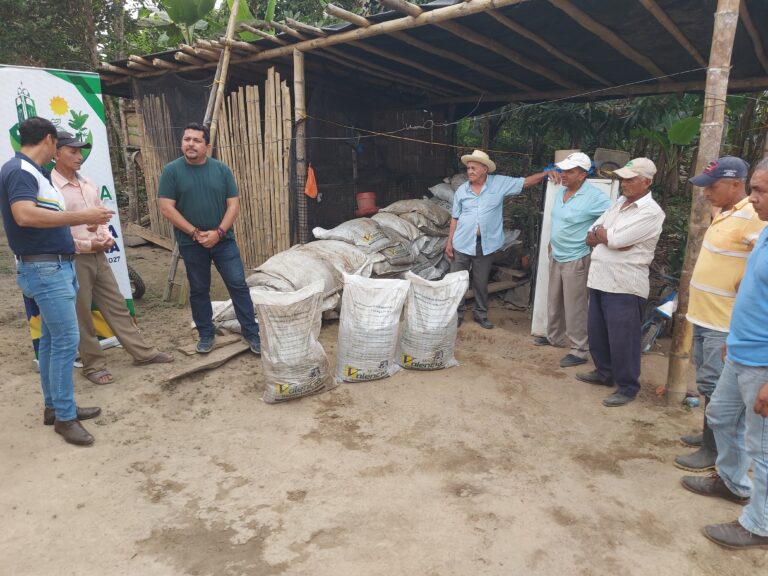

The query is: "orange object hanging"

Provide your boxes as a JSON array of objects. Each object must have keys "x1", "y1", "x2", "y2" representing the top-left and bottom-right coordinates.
[{"x1": 304, "y1": 163, "x2": 318, "y2": 198}]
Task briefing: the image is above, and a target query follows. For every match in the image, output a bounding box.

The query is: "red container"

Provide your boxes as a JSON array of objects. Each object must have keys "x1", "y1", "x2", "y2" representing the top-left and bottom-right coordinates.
[{"x1": 356, "y1": 191, "x2": 377, "y2": 212}]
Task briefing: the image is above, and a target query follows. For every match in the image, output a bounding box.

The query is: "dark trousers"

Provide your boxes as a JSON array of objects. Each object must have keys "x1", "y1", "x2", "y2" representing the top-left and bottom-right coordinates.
[
  {"x1": 587, "y1": 288, "x2": 645, "y2": 398},
  {"x1": 179, "y1": 239, "x2": 259, "y2": 342},
  {"x1": 450, "y1": 237, "x2": 494, "y2": 320}
]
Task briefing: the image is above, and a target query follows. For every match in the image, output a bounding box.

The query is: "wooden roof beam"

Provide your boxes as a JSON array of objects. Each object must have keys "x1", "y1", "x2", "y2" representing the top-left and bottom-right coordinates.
[
  {"x1": 432, "y1": 76, "x2": 768, "y2": 105},
  {"x1": 241, "y1": 0, "x2": 532, "y2": 62},
  {"x1": 285, "y1": 18, "x2": 327, "y2": 38},
  {"x1": 239, "y1": 24, "x2": 290, "y2": 46},
  {"x1": 391, "y1": 31, "x2": 533, "y2": 91},
  {"x1": 486, "y1": 10, "x2": 612, "y2": 86},
  {"x1": 151, "y1": 58, "x2": 181, "y2": 71},
  {"x1": 269, "y1": 20, "x2": 307, "y2": 40},
  {"x1": 175, "y1": 52, "x2": 207, "y2": 67},
  {"x1": 98, "y1": 62, "x2": 137, "y2": 76},
  {"x1": 325, "y1": 3, "x2": 484, "y2": 93},
  {"x1": 638, "y1": 0, "x2": 706, "y2": 67},
  {"x1": 378, "y1": 0, "x2": 578, "y2": 89},
  {"x1": 325, "y1": 3, "x2": 372, "y2": 29},
  {"x1": 105, "y1": 0, "x2": 534, "y2": 84},
  {"x1": 220, "y1": 38, "x2": 263, "y2": 54},
  {"x1": 126, "y1": 57, "x2": 155, "y2": 73},
  {"x1": 739, "y1": 1, "x2": 768, "y2": 74},
  {"x1": 547, "y1": 0, "x2": 668, "y2": 80}
]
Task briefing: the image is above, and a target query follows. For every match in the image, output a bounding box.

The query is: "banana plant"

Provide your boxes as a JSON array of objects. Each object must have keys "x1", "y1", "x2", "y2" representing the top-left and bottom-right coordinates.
[{"x1": 138, "y1": 0, "x2": 216, "y2": 45}]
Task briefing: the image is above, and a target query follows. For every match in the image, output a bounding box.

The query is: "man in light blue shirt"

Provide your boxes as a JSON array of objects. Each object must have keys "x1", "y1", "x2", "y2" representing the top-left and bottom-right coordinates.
[
  {"x1": 532, "y1": 152, "x2": 612, "y2": 368},
  {"x1": 446, "y1": 150, "x2": 554, "y2": 328}
]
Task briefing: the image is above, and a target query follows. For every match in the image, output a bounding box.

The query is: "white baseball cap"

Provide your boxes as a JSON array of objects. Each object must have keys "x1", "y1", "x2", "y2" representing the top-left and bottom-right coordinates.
[
  {"x1": 555, "y1": 152, "x2": 591, "y2": 171},
  {"x1": 614, "y1": 157, "x2": 657, "y2": 180}
]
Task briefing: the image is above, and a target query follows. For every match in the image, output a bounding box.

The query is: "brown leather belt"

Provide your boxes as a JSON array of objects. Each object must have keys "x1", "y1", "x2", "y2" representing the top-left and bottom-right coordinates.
[{"x1": 16, "y1": 254, "x2": 76, "y2": 263}]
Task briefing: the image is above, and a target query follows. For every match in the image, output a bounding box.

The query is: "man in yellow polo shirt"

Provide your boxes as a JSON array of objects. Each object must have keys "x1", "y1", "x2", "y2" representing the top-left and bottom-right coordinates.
[{"x1": 675, "y1": 156, "x2": 766, "y2": 471}]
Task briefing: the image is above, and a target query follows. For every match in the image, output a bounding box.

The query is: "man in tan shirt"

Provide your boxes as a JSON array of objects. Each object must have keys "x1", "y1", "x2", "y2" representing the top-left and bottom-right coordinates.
[
  {"x1": 576, "y1": 158, "x2": 665, "y2": 407},
  {"x1": 52, "y1": 131, "x2": 172, "y2": 384}
]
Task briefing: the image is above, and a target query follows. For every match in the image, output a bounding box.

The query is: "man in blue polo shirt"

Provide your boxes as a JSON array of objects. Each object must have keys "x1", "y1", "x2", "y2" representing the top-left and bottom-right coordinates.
[
  {"x1": 0, "y1": 117, "x2": 113, "y2": 446},
  {"x1": 446, "y1": 150, "x2": 555, "y2": 329},
  {"x1": 681, "y1": 158, "x2": 768, "y2": 549},
  {"x1": 532, "y1": 152, "x2": 612, "y2": 368}
]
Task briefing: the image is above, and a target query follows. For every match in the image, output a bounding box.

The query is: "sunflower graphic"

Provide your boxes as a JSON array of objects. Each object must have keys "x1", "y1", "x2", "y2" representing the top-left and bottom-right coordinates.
[{"x1": 50, "y1": 96, "x2": 69, "y2": 116}]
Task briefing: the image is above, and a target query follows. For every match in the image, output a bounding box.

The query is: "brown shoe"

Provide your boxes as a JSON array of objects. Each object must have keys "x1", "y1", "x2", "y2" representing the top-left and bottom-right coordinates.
[
  {"x1": 54, "y1": 419, "x2": 95, "y2": 446},
  {"x1": 681, "y1": 473, "x2": 750, "y2": 504},
  {"x1": 704, "y1": 521, "x2": 768, "y2": 550},
  {"x1": 44, "y1": 406, "x2": 101, "y2": 426}
]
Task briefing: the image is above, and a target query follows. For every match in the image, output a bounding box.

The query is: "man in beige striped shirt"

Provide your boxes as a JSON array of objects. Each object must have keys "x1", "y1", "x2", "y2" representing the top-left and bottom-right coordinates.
[
  {"x1": 576, "y1": 158, "x2": 665, "y2": 407},
  {"x1": 675, "y1": 156, "x2": 765, "y2": 471}
]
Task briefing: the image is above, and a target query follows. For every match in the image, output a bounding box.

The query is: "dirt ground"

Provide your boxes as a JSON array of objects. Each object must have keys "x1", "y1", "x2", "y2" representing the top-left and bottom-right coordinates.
[{"x1": 1, "y1": 238, "x2": 766, "y2": 576}]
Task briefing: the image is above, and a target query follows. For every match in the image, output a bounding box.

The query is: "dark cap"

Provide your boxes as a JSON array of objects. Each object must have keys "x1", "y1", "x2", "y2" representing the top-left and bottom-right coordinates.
[
  {"x1": 689, "y1": 156, "x2": 749, "y2": 187},
  {"x1": 56, "y1": 130, "x2": 92, "y2": 149}
]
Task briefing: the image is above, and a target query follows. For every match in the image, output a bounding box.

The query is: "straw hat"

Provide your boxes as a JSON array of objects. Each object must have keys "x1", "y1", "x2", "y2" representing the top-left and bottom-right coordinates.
[{"x1": 461, "y1": 149, "x2": 496, "y2": 173}]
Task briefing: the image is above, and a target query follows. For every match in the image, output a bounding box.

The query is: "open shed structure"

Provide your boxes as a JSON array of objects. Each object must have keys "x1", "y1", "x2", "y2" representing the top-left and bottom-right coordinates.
[{"x1": 101, "y1": 0, "x2": 768, "y2": 269}]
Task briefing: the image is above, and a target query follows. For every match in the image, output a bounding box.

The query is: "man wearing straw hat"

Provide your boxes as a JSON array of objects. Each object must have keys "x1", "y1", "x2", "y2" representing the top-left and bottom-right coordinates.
[
  {"x1": 446, "y1": 149, "x2": 555, "y2": 329},
  {"x1": 159, "y1": 122, "x2": 261, "y2": 355}
]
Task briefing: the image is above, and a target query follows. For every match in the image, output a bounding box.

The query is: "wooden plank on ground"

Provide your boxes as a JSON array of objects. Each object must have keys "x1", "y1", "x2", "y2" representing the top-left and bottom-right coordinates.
[
  {"x1": 126, "y1": 222, "x2": 174, "y2": 251},
  {"x1": 177, "y1": 333, "x2": 243, "y2": 356},
  {"x1": 464, "y1": 279, "x2": 527, "y2": 300},
  {"x1": 164, "y1": 341, "x2": 250, "y2": 382}
]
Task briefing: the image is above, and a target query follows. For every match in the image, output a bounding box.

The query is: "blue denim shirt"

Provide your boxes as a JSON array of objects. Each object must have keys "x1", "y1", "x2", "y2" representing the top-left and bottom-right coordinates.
[
  {"x1": 727, "y1": 227, "x2": 768, "y2": 366},
  {"x1": 550, "y1": 181, "x2": 613, "y2": 262},
  {"x1": 451, "y1": 174, "x2": 524, "y2": 256}
]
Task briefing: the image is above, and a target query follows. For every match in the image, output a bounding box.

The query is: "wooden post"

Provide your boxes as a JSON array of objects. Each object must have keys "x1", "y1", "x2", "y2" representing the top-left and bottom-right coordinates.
[
  {"x1": 206, "y1": 0, "x2": 240, "y2": 147},
  {"x1": 293, "y1": 48, "x2": 309, "y2": 244},
  {"x1": 665, "y1": 0, "x2": 741, "y2": 404}
]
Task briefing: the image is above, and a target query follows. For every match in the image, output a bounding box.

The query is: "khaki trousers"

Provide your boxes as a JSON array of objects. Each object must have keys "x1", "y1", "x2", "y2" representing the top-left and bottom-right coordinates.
[
  {"x1": 74, "y1": 253, "x2": 157, "y2": 375},
  {"x1": 547, "y1": 254, "x2": 590, "y2": 358}
]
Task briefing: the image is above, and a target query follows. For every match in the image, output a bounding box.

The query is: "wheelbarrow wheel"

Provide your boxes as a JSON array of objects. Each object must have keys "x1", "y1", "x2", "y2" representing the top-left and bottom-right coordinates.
[{"x1": 128, "y1": 265, "x2": 146, "y2": 300}]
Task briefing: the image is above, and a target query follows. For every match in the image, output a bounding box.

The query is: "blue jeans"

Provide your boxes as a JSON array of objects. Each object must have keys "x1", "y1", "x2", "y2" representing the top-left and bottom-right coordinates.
[
  {"x1": 707, "y1": 357, "x2": 768, "y2": 536},
  {"x1": 16, "y1": 260, "x2": 80, "y2": 421},
  {"x1": 692, "y1": 324, "x2": 727, "y2": 398},
  {"x1": 179, "y1": 240, "x2": 259, "y2": 341},
  {"x1": 587, "y1": 289, "x2": 644, "y2": 398}
]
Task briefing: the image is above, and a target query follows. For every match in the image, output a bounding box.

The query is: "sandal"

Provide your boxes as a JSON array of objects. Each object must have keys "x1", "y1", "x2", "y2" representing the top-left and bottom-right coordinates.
[
  {"x1": 85, "y1": 369, "x2": 114, "y2": 385},
  {"x1": 133, "y1": 351, "x2": 174, "y2": 366}
]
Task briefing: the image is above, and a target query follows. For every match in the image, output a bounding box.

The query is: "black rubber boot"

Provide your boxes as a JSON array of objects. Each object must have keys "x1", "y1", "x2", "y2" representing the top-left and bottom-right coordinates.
[
  {"x1": 680, "y1": 431, "x2": 703, "y2": 447},
  {"x1": 674, "y1": 397, "x2": 717, "y2": 472}
]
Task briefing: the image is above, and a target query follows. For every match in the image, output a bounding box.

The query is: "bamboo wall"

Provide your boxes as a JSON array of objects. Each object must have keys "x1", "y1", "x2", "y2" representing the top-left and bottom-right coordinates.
[{"x1": 218, "y1": 68, "x2": 292, "y2": 270}]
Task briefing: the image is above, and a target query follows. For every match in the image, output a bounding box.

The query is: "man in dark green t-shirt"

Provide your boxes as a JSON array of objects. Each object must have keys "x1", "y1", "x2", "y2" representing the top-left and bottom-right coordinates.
[{"x1": 159, "y1": 123, "x2": 260, "y2": 355}]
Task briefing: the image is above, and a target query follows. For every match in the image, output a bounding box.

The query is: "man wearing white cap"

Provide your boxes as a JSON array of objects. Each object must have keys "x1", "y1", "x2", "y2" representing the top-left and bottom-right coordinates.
[
  {"x1": 532, "y1": 152, "x2": 612, "y2": 368},
  {"x1": 576, "y1": 158, "x2": 665, "y2": 407},
  {"x1": 446, "y1": 150, "x2": 555, "y2": 328}
]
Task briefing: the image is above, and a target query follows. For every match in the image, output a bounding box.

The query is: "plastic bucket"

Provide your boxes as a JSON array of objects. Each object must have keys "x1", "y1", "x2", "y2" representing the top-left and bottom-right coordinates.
[{"x1": 356, "y1": 191, "x2": 377, "y2": 211}]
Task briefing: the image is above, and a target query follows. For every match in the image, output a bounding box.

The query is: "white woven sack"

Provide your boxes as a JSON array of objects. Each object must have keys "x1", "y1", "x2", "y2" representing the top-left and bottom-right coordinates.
[
  {"x1": 398, "y1": 211, "x2": 449, "y2": 237},
  {"x1": 312, "y1": 218, "x2": 394, "y2": 253},
  {"x1": 379, "y1": 199, "x2": 451, "y2": 227},
  {"x1": 252, "y1": 281, "x2": 336, "y2": 403},
  {"x1": 371, "y1": 212, "x2": 423, "y2": 242},
  {"x1": 397, "y1": 271, "x2": 469, "y2": 370},
  {"x1": 429, "y1": 182, "x2": 455, "y2": 204},
  {"x1": 336, "y1": 274, "x2": 410, "y2": 382}
]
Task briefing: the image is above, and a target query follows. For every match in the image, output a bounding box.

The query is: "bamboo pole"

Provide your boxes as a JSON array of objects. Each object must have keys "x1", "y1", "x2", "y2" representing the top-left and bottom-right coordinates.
[
  {"x1": 281, "y1": 82, "x2": 293, "y2": 249},
  {"x1": 665, "y1": 0, "x2": 741, "y2": 405},
  {"x1": 293, "y1": 49, "x2": 308, "y2": 244},
  {"x1": 207, "y1": 0, "x2": 240, "y2": 148}
]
